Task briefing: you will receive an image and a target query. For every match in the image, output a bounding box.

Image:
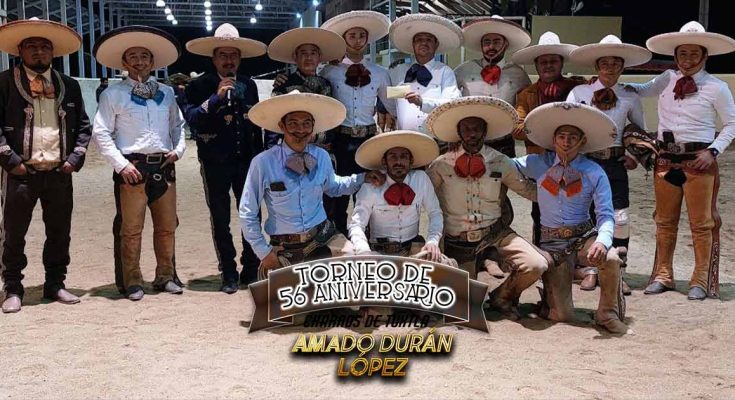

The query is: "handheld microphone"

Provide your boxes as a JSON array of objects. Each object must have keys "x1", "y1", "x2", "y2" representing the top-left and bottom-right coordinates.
[{"x1": 225, "y1": 72, "x2": 235, "y2": 107}]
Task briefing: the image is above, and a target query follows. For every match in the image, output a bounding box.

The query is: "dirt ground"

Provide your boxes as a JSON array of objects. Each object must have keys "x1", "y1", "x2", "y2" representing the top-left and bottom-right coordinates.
[{"x1": 1, "y1": 142, "x2": 734, "y2": 399}]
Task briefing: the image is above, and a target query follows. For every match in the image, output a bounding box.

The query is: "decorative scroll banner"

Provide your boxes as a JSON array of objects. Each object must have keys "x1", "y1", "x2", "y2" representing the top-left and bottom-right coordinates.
[{"x1": 248, "y1": 255, "x2": 489, "y2": 333}]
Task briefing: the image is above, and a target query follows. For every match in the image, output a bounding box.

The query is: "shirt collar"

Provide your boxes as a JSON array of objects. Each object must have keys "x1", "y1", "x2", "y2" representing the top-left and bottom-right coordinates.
[
  {"x1": 281, "y1": 141, "x2": 314, "y2": 157},
  {"x1": 23, "y1": 65, "x2": 52, "y2": 82},
  {"x1": 551, "y1": 153, "x2": 584, "y2": 167},
  {"x1": 481, "y1": 58, "x2": 506, "y2": 69},
  {"x1": 679, "y1": 69, "x2": 707, "y2": 83},
  {"x1": 590, "y1": 78, "x2": 619, "y2": 91},
  {"x1": 417, "y1": 58, "x2": 438, "y2": 68},
  {"x1": 342, "y1": 56, "x2": 365, "y2": 66},
  {"x1": 125, "y1": 74, "x2": 157, "y2": 87}
]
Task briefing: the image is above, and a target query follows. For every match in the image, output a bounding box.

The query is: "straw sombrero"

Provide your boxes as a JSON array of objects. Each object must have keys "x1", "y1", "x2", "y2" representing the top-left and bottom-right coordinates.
[
  {"x1": 389, "y1": 14, "x2": 463, "y2": 55},
  {"x1": 524, "y1": 102, "x2": 616, "y2": 153},
  {"x1": 186, "y1": 23, "x2": 266, "y2": 58},
  {"x1": 321, "y1": 10, "x2": 390, "y2": 43},
  {"x1": 93, "y1": 25, "x2": 181, "y2": 69},
  {"x1": 426, "y1": 96, "x2": 518, "y2": 143},
  {"x1": 462, "y1": 15, "x2": 531, "y2": 54},
  {"x1": 511, "y1": 31, "x2": 578, "y2": 65},
  {"x1": 569, "y1": 35, "x2": 651, "y2": 68},
  {"x1": 247, "y1": 90, "x2": 346, "y2": 134},
  {"x1": 355, "y1": 130, "x2": 439, "y2": 170},
  {"x1": 0, "y1": 17, "x2": 81, "y2": 57},
  {"x1": 267, "y1": 27, "x2": 346, "y2": 64},
  {"x1": 646, "y1": 21, "x2": 735, "y2": 56}
]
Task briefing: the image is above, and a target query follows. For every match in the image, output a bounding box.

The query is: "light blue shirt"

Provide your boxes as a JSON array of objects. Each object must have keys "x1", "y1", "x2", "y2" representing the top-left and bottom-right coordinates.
[
  {"x1": 239, "y1": 142, "x2": 365, "y2": 259},
  {"x1": 514, "y1": 152, "x2": 615, "y2": 248}
]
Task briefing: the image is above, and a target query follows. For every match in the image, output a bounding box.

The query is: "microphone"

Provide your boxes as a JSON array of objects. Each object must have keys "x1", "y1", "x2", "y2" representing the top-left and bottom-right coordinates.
[{"x1": 225, "y1": 72, "x2": 235, "y2": 107}]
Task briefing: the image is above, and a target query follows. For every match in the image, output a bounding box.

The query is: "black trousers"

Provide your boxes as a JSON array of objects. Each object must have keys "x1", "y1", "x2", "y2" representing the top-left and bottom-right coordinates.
[
  {"x1": 199, "y1": 158, "x2": 259, "y2": 283},
  {"x1": 330, "y1": 133, "x2": 371, "y2": 235},
  {"x1": 0, "y1": 169, "x2": 73, "y2": 299},
  {"x1": 590, "y1": 157, "x2": 630, "y2": 249}
]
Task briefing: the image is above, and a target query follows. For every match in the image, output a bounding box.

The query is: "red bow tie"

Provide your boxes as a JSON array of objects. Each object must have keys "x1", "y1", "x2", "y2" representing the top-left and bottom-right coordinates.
[
  {"x1": 480, "y1": 65, "x2": 501, "y2": 85},
  {"x1": 384, "y1": 182, "x2": 415, "y2": 206},
  {"x1": 454, "y1": 153, "x2": 486, "y2": 178},
  {"x1": 673, "y1": 76, "x2": 698, "y2": 100}
]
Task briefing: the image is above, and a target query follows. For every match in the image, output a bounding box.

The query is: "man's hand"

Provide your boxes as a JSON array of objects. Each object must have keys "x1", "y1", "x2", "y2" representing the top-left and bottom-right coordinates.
[
  {"x1": 586, "y1": 242, "x2": 608, "y2": 266},
  {"x1": 692, "y1": 149, "x2": 716, "y2": 171},
  {"x1": 60, "y1": 161, "x2": 75, "y2": 174},
  {"x1": 511, "y1": 124, "x2": 527, "y2": 141},
  {"x1": 260, "y1": 250, "x2": 281, "y2": 273},
  {"x1": 378, "y1": 112, "x2": 395, "y2": 133},
  {"x1": 272, "y1": 73, "x2": 288, "y2": 89},
  {"x1": 119, "y1": 163, "x2": 143, "y2": 184},
  {"x1": 405, "y1": 91, "x2": 423, "y2": 107},
  {"x1": 619, "y1": 155, "x2": 638, "y2": 170},
  {"x1": 217, "y1": 77, "x2": 236, "y2": 100},
  {"x1": 9, "y1": 163, "x2": 28, "y2": 176},
  {"x1": 161, "y1": 151, "x2": 179, "y2": 167},
  {"x1": 421, "y1": 243, "x2": 442, "y2": 263},
  {"x1": 364, "y1": 170, "x2": 386, "y2": 187}
]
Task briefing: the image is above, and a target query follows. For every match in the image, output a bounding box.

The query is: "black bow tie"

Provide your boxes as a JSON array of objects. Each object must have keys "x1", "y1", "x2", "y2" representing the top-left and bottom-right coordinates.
[{"x1": 404, "y1": 63, "x2": 432, "y2": 87}]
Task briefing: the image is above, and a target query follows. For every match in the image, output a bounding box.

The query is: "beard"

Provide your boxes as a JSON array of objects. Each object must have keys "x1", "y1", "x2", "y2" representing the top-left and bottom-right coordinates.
[{"x1": 483, "y1": 50, "x2": 505, "y2": 65}]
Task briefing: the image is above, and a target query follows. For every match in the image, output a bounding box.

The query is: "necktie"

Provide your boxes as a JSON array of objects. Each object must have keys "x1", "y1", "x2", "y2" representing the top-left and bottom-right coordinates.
[
  {"x1": 591, "y1": 86, "x2": 618, "y2": 111},
  {"x1": 480, "y1": 65, "x2": 502, "y2": 85},
  {"x1": 541, "y1": 164, "x2": 583, "y2": 197},
  {"x1": 29, "y1": 75, "x2": 55, "y2": 99},
  {"x1": 345, "y1": 63, "x2": 371, "y2": 87},
  {"x1": 404, "y1": 64, "x2": 432, "y2": 87},
  {"x1": 285, "y1": 152, "x2": 317, "y2": 175},
  {"x1": 454, "y1": 153, "x2": 486, "y2": 178},
  {"x1": 673, "y1": 76, "x2": 697, "y2": 100},
  {"x1": 384, "y1": 182, "x2": 416, "y2": 206}
]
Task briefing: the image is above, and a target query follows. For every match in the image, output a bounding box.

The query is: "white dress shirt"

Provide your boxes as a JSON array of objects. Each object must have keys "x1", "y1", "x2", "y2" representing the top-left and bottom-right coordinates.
[
  {"x1": 24, "y1": 66, "x2": 61, "y2": 166},
  {"x1": 453, "y1": 59, "x2": 531, "y2": 106},
  {"x1": 93, "y1": 77, "x2": 186, "y2": 173},
  {"x1": 390, "y1": 59, "x2": 461, "y2": 133},
  {"x1": 631, "y1": 69, "x2": 735, "y2": 154},
  {"x1": 567, "y1": 79, "x2": 647, "y2": 147},
  {"x1": 320, "y1": 57, "x2": 396, "y2": 126},
  {"x1": 348, "y1": 170, "x2": 443, "y2": 254}
]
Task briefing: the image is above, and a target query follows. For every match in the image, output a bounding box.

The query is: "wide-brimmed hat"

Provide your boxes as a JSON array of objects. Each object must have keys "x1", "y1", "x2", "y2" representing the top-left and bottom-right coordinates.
[
  {"x1": 93, "y1": 25, "x2": 181, "y2": 69},
  {"x1": 0, "y1": 17, "x2": 81, "y2": 57},
  {"x1": 267, "y1": 27, "x2": 346, "y2": 64},
  {"x1": 524, "y1": 102, "x2": 616, "y2": 153},
  {"x1": 646, "y1": 21, "x2": 735, "y2": 56},
  {"x1": 511, "y1": 31, "x2": 578, "y2": 65},
  {"x1": 462, "y1": 15, "x2": 531, "y2": 54},
  {"x1": 321, "y1": 10, "x2": 390, "y2": 43},
  {"x1": 389, "y1": 14, "x2": 463, "y2": 55},
  {"x1": 426, "y1": 96, "x2": 518, "y2": 143},
  {"x1": 355, "y1": 130, "x2": 439, "y2": 170},
  {"x1": 569, "y1": 34, "x2": 651, "y2": 68},
  {"x1": 247, "y1": 90, "x2": 346, "y2": 134},
  {"x1": 186, "y1": 23, "x2": 267, "y2": 58}
]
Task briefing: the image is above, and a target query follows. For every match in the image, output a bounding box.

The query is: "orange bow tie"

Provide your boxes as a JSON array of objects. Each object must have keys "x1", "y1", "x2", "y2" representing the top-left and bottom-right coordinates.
[{"x1": 30, "y1": 75, "x2": 55, "y2": 99}]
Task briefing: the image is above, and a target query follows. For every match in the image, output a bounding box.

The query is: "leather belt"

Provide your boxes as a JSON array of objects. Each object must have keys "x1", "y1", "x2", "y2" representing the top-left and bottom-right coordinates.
[
  {"x1": 447, "y1": 219, "x2": 506, "y2": 243},
  {"x1": 540, "y1": 220, "x2": 594, "y2": 241},
  {"x1": 270, "y1": 220, "x2": 327, "y2": 245},
  {"x1": 339, "y1": 124, "x2": 378, "y2": 138},
  {"x1": 588, "y1": 146, "x2": 625, "y2": 160},
  {"x1": 25, "y1": 161, "x2": 62, "y2": 172},
  {"x1": 124, "y1": 152, "x2": 166, "y2": 164},
  {"x1": 371, "y1": 236, "x2": 420, "y2": 255},
  {"x1": 656, "y1": 141, "x2": 710, "y2": 154}
]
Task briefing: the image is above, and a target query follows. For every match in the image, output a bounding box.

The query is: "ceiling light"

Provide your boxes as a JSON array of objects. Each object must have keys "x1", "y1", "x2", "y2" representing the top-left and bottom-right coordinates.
[
  {"x1": 204, "y1": 0, "x2": 211, "y2": 7},
  {"x1": 205, "y1": 9, "x2": 212, "y2": 15},
  {"x1": 166, "y1": 14, "x2": 174, "y2": 21},
  {"x1": 164, "y1": 7, "x2": 171, "y2": 14},
  {"x1": 312, "y1": 0, "x2": 319, "y2": 6},
  {"x1": 206, "y1": 25, "x2": 212, "y2": 31},
  {"x1": 205, "y1": 15, "x2": 211, "y2": 21},
  {"x1": 155, "y1": 0, "x2": 165, "y2": 7},
  {"x1": 296, "y1": 13, "x2": 301, "y2": 18},
  {"x1": 172, "y1": 19, "x2": 178, "y2": 25},
  {"x1": 255, "y1": 2, "x2": 263, "y2": 11},
  {"x1": 250, "y1": 17, "x2": 257, "y2": 24}
]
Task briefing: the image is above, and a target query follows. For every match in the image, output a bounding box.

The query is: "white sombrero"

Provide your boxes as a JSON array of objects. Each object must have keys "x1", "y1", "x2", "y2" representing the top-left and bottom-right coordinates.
[
  {"x1": 646, "y1": 21, "x2": 735, "y2": 56},
  {"x1": 389, "y1": 14, "x2": 463, "y2": 55},
  {"x1": 511, "y1": 31, "x2": 578, "y2": 65},
  {"x1": 321, "y1": 10, "x2": 390, "y2": 43},
  {"x1": 462, "y1": 15, "x2": 531, "y2": 54},
  {"x1": 426, "y1": 96, "x2": 518, "y2": 143},
  {"x1": 267, "y1": 27, "x2": 346, "y2": 64},
  {"x1": 93, "y1": 25, "x2": 181, "y2": 69},
  {"x1": 569, "y1": 35, "x2": 651, "y2": 67},
  {"x1": 0, "y1": 17, "x2": 81, "y2": 57},
  {"x1": 524, "y1": 102, "x2": 616, "y2": 153},
  {"x1": 247, "y1": 90, "x2": 346, "y2": 134},
  {"x1": 355, "y1": 130, "x2": 439, "y2": 170},
  {"x1": 186, "y1": 23, "x2": 267, "y2": 58}
]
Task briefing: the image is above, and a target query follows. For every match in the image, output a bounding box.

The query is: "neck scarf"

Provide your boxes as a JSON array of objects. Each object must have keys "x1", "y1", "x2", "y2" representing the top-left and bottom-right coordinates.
[
  {"x1": 537, "y1": 80, "x2": 562, "y2": 103},
  {"x1": 454, "y1": 153, "x2": 486, "y2": 178},
  {"x1": 30, "y1": 75, "x2": 55, "y2": 99},
  {"x1": 285, "y1": 152, "x2": 317, "y2": 175},
  {"x1": 673, "y1": 76, "x2": 698, "y2": 100},
  {"x1": 345, "y1": 63, "x2": 371, "y2": 87},
  {"x1": 481, "y1": 64, "x2": 502, "y2": 85},
  {"x1": 591, "y1": 86, "x2": 618, "y2": 111},
  {"x1": 404, "y1": 63, "x2": 432, "y2": 87},
  {"x1": 384, "y1": 182, "x2": 416, "y2": 206},
  {"x1": 131, "y1": 79, "x2": 164, "y2": 105}
]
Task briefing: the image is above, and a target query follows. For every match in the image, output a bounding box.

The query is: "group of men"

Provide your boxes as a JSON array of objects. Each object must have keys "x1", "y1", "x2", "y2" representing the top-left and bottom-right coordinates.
[{"x1": 1, "y1": 12, "x2": 733, "y2": 336}]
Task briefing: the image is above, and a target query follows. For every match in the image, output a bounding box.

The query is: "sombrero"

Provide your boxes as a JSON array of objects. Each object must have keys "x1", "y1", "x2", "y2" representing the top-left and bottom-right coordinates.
[
  {"x1": 0, "y1": 17, "x2": 81, "y2": 57},
  {"x1": 321, "y1": 10, "x2": 390, "y2": 43},
  {"x1": 247, "y1": 90, "x2": 346, "y2": 134},
  {"x1": 355, "y1": 130, "x2": 439, "y2": 170},
  {"x1": 646, "y1": 21, "x2": 735, "y2": 56},
  {"x1": 511, "y1": 31, "x2": 578, "y2": 65},
  {"x1": 389, "y1": 14, "x2": 463, "y2": 55},
  {"x1": 186, "y1": 23, "x2": 267, "y2": 58},
  {"x1": 462, "y1": 15, "x2": 531, "y2": 54},
  {"x1": 569, "y1": 35, "x2": 651, "y2": 68},
  {"x1": 426, "y1": 96, "x2": 518, "y2": 143},
  {"x1": 267, "y1": 27, "x2": 346, "y2": 64},
  {"x1": 524, "y1": 102, "x2": 616, "y2": 153},
  {"x1": 93, "y1": 25, "x2": 181, "y2": 69}
]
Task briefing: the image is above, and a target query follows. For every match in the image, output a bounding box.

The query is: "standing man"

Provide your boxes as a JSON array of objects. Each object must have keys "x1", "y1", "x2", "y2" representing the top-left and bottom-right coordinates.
[
  {"x1": 426, "y1": 97, "x2": 546, "y2": 319},
  {"x1": 567, "y1": 35, "x2": 651, "y2": 293},
  {"x1": 632, "y1": 22, "x2": 735, "y2": 300},
  {"x1": 320, "y1": 10, "x2": 397, "y2": 235},
  {"x1": 0, "y1": 18, "x2": 91, "y2": 313},
  {"x1": 454, "y1": 16, "x2": 532, "y2": 156},
  {"x1": 92, "y1": 26, "x2": 186, "y2": 301},
  {"x1": 388, "y1": 13, "x2": 463, "y2": 134},
  {"x1": 184, "y1": 23, "x2": 267, "y2": 294}
]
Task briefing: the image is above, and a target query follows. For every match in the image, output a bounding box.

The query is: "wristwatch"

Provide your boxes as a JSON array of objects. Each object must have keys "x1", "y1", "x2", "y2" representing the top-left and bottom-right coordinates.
[{"x1": 708, "y1": 148, "x2": 720, "y2": 158}]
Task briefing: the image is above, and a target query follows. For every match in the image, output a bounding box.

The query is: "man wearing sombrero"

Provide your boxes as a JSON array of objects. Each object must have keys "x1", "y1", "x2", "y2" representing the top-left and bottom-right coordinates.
[
  {"x1": 515, "y1": 102, "x2": 630, "y2": 334},
  {"x1": 0, "y1": 18, "x2": 92, "y2": 313},
  {"x1": 426, "y1": 97, "x2": 545, "y2": 319},
  {"x1": 454, "y1": 16, "x2": 532, "y2": 157},
  {"x1": 320, "y1": 11, "x2": 397, "y2": 237},
  {"x1": 240, "y1": 91, "x2": 384, "y2": 274},
  {"x1": 566, "y1": 35, "x2": 651, "y2": 294},
  {"x1": 629, "y1": 22, "x2": 735, "y2": 300},
  {"x1": 92, "y1": 26, "x2": 186, "y2": 301},
  {"x1": 388, "y1": 13, "x2": 462, "y2": 134},
  {"x1": 348, "y1": 130, "x2": 443, "y2": 260},
  {"x1": 183, "y1": 23, "x2": 267, "y2": 294}
]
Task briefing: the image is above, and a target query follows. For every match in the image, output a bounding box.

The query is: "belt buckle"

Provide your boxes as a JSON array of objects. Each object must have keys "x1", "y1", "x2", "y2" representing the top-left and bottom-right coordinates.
[
  {"x1": 466, "y1": 230, "x2": 483, "y2": 243},
  {"x1": 666, "y1": 143, "x2": 683, "y2": 154},
  {"x1": 146, "y1": 153, "x2": 163, "y2": 163},
  {"x1": 351, "y1": 126, "x2": 367, "y2": 138},
  {"x1": 560, "y1": 227, "x2": 573, "y2": 239}
]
